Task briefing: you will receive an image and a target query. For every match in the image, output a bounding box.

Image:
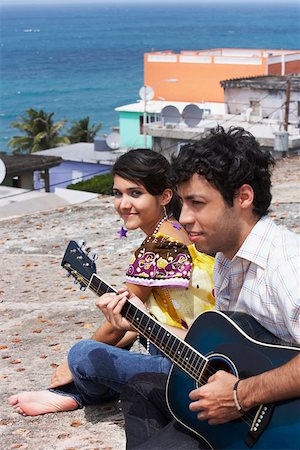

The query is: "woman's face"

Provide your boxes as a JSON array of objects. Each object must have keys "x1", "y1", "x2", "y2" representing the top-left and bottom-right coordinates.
[{"x1": 113, "y1": 175, "x2": 165, "y2": 235}]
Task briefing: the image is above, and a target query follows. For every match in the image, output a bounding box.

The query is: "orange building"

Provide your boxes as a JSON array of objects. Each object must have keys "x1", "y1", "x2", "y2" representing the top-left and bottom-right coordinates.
[{"x1": 144, "y1": 48, "x2": 300, "y2": 103}]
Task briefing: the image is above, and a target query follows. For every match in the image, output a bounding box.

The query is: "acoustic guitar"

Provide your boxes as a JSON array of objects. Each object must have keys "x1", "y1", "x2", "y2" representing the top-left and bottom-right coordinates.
[{"x1": 62, "y1": 240, "x2": 300, "y2": 449}]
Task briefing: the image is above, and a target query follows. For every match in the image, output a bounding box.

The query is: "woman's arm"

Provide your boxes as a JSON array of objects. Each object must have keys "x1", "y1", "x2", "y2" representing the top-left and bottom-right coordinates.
[{"x1": 97, "y1": 291, "x2": 188, "y2": 340}]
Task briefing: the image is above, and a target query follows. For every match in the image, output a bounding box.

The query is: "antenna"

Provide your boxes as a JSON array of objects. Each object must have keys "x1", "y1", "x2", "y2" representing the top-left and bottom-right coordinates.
[
  {"x1": 139, "y1": 86, "x2": 155, "y2": 147},
  {"x1": 182, "y1": 104, "x2": 203, "y2": 127},
  {"x1": 106, "y1": 133, "x2": 122, "y2": 150},
  {"x1": 139, "y1": 86, "x2": 154, "y2": 101},
  {"x1": 0, "y1": 159, "x2": 7, "y2": 184}
]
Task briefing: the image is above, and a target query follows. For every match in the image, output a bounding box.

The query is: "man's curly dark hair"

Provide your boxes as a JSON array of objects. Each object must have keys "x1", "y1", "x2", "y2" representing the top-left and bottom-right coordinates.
[{"x1": 171, "y1": 126, "x2": 275, "y2": 217}]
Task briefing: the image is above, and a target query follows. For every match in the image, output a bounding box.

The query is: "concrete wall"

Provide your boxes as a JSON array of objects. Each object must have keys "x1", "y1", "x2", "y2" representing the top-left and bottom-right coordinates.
[
  {"x1": 224, "y1": 87, "x2": 300, "y2": 122},
  {"x1": 4, "y1": 170, "x2": 34, "y2": 190}
]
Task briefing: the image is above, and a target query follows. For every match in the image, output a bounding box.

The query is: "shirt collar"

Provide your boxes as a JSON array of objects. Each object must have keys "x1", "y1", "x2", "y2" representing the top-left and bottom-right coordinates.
[{"x1": 234, "y1": 216, "x2": 275, "y2": 268}]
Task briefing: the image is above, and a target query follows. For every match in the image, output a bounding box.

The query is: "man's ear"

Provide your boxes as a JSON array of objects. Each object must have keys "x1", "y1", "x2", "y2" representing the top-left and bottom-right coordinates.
[
  {"x1": 236, "y1": 184, "x2": 254, "y2": 209},
  {"x1": 161, "y1": 188, "x2": 173, "y2": 206}
]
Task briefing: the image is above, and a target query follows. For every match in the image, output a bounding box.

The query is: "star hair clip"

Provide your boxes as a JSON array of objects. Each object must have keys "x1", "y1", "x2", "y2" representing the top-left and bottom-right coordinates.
[{"x1": 118, "y1": 226, "x2": 128, "y2": 238}]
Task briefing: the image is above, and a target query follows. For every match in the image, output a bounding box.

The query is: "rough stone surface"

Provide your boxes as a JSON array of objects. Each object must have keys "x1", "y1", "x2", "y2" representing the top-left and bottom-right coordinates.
[{"x1": 0, "y1": 155, "x2": 299, "y2": 449}]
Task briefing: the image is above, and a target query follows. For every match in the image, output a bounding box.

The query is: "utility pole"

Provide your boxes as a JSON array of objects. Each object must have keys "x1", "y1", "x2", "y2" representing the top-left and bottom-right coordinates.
[
  {"x1": 143, "y1": 88, "x2": 147, "y2": 148},
  {"x1": 284, "y1": 77, "x2": 291, "y2": 132}
]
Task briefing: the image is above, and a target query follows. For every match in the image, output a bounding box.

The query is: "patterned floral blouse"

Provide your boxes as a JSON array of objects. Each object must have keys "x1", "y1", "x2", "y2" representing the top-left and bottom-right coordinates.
[{"x1": 125, "y1": 232, "x2": 215, "y2": 329}]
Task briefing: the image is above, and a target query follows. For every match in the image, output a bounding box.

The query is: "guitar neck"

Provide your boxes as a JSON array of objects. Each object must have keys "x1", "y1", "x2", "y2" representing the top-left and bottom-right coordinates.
[{"x1": 89, "y1": 273, "x2": 208, "y2": 381}]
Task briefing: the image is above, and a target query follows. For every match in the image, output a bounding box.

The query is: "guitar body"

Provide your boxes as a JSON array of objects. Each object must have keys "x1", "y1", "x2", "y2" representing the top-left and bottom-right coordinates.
[{"x1": 166, "y1": 310, "x2": 300, "y2": 449}]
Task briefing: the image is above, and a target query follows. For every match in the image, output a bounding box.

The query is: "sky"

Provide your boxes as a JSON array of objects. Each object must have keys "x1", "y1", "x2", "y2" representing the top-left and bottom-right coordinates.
[{"x1": 1, "y1": 0, "x2": 297, "y2": 5}]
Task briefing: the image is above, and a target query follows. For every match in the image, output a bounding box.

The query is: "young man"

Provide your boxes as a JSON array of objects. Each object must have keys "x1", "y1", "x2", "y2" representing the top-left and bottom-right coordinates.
[{"x1": 99, "y1": 127, "x2": 300, "y2": 449}]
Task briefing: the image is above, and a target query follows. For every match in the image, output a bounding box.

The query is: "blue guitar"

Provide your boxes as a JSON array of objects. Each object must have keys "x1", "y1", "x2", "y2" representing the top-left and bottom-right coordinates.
[{"x1": 62, "y1": 240, "x2": 300, "y2": 449}]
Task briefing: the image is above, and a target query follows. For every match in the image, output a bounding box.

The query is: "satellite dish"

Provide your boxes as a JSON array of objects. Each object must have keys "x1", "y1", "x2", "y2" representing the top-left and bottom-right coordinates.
[
  {"x1": 0, "y1": 159, "x2": 6, "y2": 184},
  {"x1": 182, "y1": 104, "x2": 203, "y2": 127},
  {"x1": 161, "y1": 105, "x2": 180, "y2": 125},
  {"x1": 139, "y1": 86, "x2": 154, "y2": 101},
  {"x1": 106, "y1": 133, "x2": 122, "y2": 150}
]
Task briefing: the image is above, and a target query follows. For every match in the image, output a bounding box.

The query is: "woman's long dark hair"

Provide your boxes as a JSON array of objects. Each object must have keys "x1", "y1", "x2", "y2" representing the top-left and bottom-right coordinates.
[{"x1": 112, "y1": 148, "x2": 181, "y2": 220}]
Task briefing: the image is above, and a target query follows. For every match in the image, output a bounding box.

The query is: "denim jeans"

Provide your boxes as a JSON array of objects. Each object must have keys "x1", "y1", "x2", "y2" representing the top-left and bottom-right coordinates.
[
  {"x1": 121, "y1": 372, "x2": 208, "y2": 449},
  {"x1": 51, "y1": 339, "x2": 172, "y2": 408}
]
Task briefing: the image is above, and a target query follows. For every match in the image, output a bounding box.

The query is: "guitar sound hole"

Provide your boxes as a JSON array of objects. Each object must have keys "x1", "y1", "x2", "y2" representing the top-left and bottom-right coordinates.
[{"x1": 198, "y1": 353, "x2": 237, "y2": 386}]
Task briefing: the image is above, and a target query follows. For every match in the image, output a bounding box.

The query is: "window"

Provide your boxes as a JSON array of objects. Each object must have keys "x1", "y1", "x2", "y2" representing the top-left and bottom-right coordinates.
[
  {"x1": 12, "y1": 175, "x2": 21, "y2": 188},
  {"x1": 250, "y1": 100, "x2": 260, "y2": 115},
  {"x1": 139, "y1": 114, "x2": 157, "y2": 134},
  {"x1": 72, "y1": 170, "x2": 83, "y2": 183}
]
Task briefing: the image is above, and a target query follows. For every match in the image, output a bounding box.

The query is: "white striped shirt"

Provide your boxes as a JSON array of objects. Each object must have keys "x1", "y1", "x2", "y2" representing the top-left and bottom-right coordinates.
[{"x1": 214, "y1": 216, "x2": 300, "y2": 345}]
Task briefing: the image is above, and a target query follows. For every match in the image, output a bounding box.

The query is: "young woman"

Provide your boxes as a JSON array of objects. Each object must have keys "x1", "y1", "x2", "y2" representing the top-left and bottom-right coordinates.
[{"x1": 8, "y1": 149, "x2": 215, "y2": 416}]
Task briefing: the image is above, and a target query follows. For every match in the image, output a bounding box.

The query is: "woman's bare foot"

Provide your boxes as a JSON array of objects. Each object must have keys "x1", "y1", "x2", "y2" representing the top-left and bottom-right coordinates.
[{"x1": 8, "y1": 390, "x2": 78, "y2": 416}]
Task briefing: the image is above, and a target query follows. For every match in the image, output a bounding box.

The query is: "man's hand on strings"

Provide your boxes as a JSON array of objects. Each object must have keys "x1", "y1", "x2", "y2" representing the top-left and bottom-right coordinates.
[{"x1": 189, "y1": 371, "x2": 243, "y2": 425}]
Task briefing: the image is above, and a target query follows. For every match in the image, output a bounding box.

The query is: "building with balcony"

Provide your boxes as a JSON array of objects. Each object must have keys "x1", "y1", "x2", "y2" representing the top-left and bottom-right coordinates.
[
  {"x1": 143, "y1": 75, "x2": 300, "y2": 159},
  {"x1": 116, "y1": 48, "x2": 300, "y2": 150}
]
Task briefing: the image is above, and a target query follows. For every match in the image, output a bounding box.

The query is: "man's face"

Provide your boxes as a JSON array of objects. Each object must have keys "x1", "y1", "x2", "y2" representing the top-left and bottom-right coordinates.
[{"x1": 177, "y1": 174, "x2": 243, "y2": 259}]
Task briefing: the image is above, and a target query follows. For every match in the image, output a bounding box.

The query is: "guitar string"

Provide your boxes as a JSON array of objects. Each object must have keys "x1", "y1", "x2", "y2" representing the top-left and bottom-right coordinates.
[{"x1": 67, "y1": 266, "x2": 256, "y2": 426}]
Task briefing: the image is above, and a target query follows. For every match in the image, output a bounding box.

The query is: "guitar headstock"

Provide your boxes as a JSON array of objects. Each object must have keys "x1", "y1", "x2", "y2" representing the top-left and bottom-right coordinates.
[{"x1": 61, "y1": 240, "x2": 96, "y2": 289}]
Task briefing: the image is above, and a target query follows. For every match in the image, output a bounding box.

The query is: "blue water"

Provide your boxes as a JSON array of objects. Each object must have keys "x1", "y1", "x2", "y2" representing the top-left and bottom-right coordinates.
[{"x1": 1, "y1": 1, "x2": 299, "y2": 152}]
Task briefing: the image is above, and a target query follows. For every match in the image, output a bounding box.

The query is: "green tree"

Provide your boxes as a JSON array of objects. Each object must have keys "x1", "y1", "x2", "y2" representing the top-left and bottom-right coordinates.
[
  {"x1": 68, "y1": 116, "x2": 102, "y2": 143},
  {"x1": 8, "y1": 108, "x2": 70, "y2": 154}
]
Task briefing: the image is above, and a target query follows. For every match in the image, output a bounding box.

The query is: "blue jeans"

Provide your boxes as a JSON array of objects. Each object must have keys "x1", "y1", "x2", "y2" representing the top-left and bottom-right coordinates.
[{"x1": 51, "y1": 340, "x2": 172, "y2": 408}]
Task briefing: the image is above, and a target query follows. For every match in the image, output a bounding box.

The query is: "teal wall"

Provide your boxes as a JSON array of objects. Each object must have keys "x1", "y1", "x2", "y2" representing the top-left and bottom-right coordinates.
[{"x1": 119, "y1": 111, "x2": 152, "y2": 149}]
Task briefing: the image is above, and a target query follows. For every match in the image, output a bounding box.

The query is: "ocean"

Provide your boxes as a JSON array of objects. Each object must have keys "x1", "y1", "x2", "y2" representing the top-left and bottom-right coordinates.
[{"x1": 1, "y1": 1, "x2": 299, "y2": 152}]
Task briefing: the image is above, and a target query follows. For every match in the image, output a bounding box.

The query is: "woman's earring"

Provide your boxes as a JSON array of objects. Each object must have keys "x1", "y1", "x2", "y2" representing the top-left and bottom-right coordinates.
[{"x1": 163, "y1": 206, "x2": 168, "y2": 218}]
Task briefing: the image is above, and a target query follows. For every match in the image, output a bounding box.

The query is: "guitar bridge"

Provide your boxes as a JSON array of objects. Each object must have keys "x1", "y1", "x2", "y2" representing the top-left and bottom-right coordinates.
[{"x1": 246, "y1": 403, "x2": 274, "y2": 448}]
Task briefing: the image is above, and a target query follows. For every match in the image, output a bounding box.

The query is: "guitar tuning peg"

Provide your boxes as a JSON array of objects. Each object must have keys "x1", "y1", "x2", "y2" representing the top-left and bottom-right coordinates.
[
  {"x1": 78, "y1": 239, "x2": 86, "y2": 249},
  {"x1": 80, "y1": 286, "x2": 86, "y2": 291},
  {"x1": 85, "y1": 247, "x2": 91, "y2": 254},
  {"x1": 89, "y1": 249, "x2": 98, "y2": 261},
  {"x1": 65, "y1": 271, "x2": 71, "y2": 277},
  {"x1": 73, "y1": 279, "x2": 78, "y2": 285}
]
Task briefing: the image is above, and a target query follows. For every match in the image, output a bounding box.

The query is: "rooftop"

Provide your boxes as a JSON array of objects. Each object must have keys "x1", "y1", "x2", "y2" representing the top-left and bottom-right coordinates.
[
  {"x1": 146, "y1": 48, "x2": 300, "y2": 58},
  {"x1": 0, "y1": 152, "x2": 62, "y2": 175},
  {"x1": 0, "y1": 155, "x2": 299, "y2": 449},
  {"x1": 220, "y1": 74, "x2": 300, "y2": 91},
  {"x1": 145, "y1": 114, "x2": 300, "y2": 149},
  {"x1": 115, "y1": 100, "x2": 225, "y2": 115},
  {"x1": 35, "y1": 142, "x2": 126, "y2": 165}
]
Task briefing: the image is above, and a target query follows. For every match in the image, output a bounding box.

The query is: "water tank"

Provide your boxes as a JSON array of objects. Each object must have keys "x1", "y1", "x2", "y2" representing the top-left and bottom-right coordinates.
[
  {"x1": 274, "y1": 131, "x2": 289, "y2": 152},
  {"x1": 94, "y1": 137, "x2": 111, "y2": 152}
]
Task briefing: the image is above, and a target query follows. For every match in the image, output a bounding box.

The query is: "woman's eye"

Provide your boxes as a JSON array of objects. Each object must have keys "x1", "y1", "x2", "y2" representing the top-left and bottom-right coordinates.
[
  {"x1": 113, "y1": 190, "x2": 122, "y2": 198},
  {"x1": 192, "y1": 200, "x2": 204, "y2": 206},
  {"x1": 131, "y1": 190, "x2": 142, "y2": 198}
]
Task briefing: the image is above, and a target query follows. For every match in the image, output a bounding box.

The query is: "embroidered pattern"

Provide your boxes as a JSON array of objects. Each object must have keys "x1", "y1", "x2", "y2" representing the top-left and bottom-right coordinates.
[{"x1": 126, "y1": 234, "x2": 191, "y2": 286}]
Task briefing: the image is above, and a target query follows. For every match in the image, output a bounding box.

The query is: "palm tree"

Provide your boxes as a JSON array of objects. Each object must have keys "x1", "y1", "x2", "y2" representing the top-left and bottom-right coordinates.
[
  {"x1": 68, "y1": 116, "x2": 102, "y2": 143},
  {"x1": 8, "y1": 108, "x2": 70, "y2": 154}
]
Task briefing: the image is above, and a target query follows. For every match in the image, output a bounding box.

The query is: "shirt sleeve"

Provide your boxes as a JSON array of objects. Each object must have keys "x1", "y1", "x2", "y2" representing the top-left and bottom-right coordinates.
[{"x1": 125, "y1": 233, "x2": 192, "y2": 288}]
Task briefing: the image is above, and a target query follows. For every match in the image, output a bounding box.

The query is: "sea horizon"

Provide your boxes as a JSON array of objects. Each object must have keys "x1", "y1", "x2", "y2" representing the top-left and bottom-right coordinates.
[{"x1": 1, "y1": 1, "x2": 299, "y2": 152}]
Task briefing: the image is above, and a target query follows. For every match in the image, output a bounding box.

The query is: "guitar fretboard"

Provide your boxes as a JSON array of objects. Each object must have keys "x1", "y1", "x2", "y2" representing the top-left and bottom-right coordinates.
[{"x1": 89, "y1": 273, "x2": 208, "y2": 381}]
